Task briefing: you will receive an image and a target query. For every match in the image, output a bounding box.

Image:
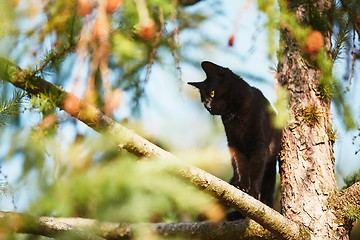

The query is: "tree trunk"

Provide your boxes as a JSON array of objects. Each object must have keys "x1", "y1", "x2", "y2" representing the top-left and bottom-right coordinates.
[{"x1": 277, "y1": 0, "x2": 350, "y2": 239}]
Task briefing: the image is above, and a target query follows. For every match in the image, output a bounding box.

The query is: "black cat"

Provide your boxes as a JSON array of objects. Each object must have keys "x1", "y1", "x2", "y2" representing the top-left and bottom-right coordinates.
[{"x1": 188, "y1": 61, "x2": 281, "y2": 218}]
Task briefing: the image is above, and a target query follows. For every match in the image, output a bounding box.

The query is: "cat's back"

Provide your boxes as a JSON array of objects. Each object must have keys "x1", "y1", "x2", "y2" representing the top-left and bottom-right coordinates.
[
  {"x1": 250, "y1": 86, "x2": 270, "y2": 107},
  {"x1": 224, "y1": 85, "x2": 275, "y2": 146}
]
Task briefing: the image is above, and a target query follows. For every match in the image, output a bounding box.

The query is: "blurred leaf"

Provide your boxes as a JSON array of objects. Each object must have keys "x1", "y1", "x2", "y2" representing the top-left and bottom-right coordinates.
[
  {"x1": 273, "y1": 85, "x2": 289, "y2": 129},
  {"x1": 32, "y1": 158, "x2": 214, "y2": 223},
  {"x1": 0, "y1": 1, "x2": 17, "y2": 39},
  {"x1": 112, "y1": 31, "x2": 146, "y2": 61}
]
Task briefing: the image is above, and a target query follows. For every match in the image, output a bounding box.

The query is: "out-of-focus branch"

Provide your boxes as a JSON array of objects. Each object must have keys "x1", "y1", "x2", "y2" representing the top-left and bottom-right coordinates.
[
  {"x1": 0, "y1": 211, "x2": 276, "y2": 240},
  {"x1": 178, "y1": 0, "x2": 204, "y2": 7},
  {"x1": 0, "y1": 212, "x2": 105, "y2": 240}
]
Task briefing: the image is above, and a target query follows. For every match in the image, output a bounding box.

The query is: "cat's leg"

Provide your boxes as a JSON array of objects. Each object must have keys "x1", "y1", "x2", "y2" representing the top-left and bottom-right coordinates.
[
  {"x1": 260, "y1": 130, "x2": 281, "y2": 207},
  {"x1": 226, "y1": 148, "x2": 249, "y2": 220},
  {"x1": 248, "y1": 150, "x2": 268, "y2": 201},
  {"x1": 260, "y1": 157, "x2": 276, "y2": 207},
  {"x1": 229, "y1": 148, "x2": 250, "y2": 193}
]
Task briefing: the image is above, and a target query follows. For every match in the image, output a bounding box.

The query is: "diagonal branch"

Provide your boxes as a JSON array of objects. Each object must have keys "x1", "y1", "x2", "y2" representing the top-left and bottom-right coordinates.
[{"x1": 0, "y1": 57, "x2": 308, "y2": 239}]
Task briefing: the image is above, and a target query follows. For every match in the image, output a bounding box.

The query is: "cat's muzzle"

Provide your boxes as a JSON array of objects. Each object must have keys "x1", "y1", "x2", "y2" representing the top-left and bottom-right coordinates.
[{"x1": 203, "y1": 98, "x2": 212, "y2": 111}]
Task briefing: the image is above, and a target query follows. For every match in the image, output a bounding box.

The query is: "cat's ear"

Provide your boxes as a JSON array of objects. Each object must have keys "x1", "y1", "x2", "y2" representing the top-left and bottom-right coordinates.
[
  {"x1": 201, "y1": 61, "x2": 224, "y2": 78},
  {"x1": 188, "y1": 81, "x2": 205, "y2": 90}
]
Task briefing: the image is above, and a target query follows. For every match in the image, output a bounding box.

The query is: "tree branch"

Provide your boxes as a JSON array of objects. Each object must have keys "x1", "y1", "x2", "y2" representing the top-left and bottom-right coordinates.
[
  {"x1": 178, "y1": 0, "x2": 204, "y2": 7},
  {"x1": 0, "y1": 212, "x2": 105, "y2": 240},
  {"x1": 0, "y1": 57, "x2": 308, "y2": 239},
  {"x1": 337, "y1": 182, "x2": 360, "y2": 206},
  {"x1": 332, "y1": 181, "x2": 360, "y2": 224},
  {"x1": 0, "y1": 211, "x2": 276, "y2": 240}
]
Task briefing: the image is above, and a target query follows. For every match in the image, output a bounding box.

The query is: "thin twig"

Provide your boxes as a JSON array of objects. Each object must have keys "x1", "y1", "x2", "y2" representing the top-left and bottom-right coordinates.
[{"x1": 31, "y1": 44, "x2": 76, "y2": 77}]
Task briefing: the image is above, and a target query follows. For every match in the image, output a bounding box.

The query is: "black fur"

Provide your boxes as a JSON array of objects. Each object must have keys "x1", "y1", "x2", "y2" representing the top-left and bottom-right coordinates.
[{"x1": 188, "y1": 61, "x2": 281, "y2": 218}]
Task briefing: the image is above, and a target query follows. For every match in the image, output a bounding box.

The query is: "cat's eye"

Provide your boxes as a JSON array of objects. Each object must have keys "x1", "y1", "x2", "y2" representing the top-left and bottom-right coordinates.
[{"x1": 210, "y1": 90, "x2": 215, "y2": 98}]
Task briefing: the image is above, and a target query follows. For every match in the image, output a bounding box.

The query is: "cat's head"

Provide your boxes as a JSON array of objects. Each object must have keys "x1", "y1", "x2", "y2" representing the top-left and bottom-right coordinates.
[{"x1": 188, "y1": 61, "x2": 232, "y2": 115}]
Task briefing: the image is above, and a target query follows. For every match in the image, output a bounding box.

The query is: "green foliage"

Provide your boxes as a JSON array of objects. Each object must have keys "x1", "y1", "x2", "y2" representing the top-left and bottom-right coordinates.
[
  {"x1": 29, "y1": 93, "x2": 60, "y2": 116},
  {"x1": 32, "y1": 158, "x2": 214, "y2": 223},
  {"x1": 112, "y1": 32, "x2": 146, "y2": 61},
  {"x1": 328, "y1": 80, "x2": 357, "y2": 130},
  {"x1": 343, "y1": 205, "x2": 360, "y2": 222},
  {"x1": 257, "y1": 0, "x2": 278, "y2": 56},
  {"x1": 300, "y1": 104, "x2": 322, "y2": 126},
  {"x1": 272, "y1": 85, "x2": 290, "y2": 129},
  {"x1": 0, "y1": 0, "x2": 213, "y2": 227},
  {"x1": 4, "y1": 129, "x2": 48, "y2": 183},
  {"x1": 315, "y1": 49, "x2": 356, "y2": 130},
  {"x1": 0, "y1": 1, "x2": 17, "y2": 40},
  {"x1": 343, "y1": 169, "x2": 360, "y2": 190},
  {"x1": 327, "y1": 126, "x2": 337, "y2": 144},
  {"x1": 38, "y1": 0, "x2": 80, "y2": 44},
  {"x1": 2, "y1": 2, "x2": 360, "y2": 238},
  {"x1": 263, "y1": 0, "x2": 357, "y2": 130},
  {"x1": 30, "y1": 44, "x2": 76, "y2": 78},
  {"x1": 331, "y1": 17, "x2": 352, "y2": 60},
  {"x1": 318, "y1": 77, "x2": 334, "y2": 103},
  {"x1": 2, "y1": 128, "x2": 215, "y2": 224},
  {"x1": 331, "y1": 0, "x2": 360, "y2": 82},
  {"x1": 0, "y1": 0, "x2": 208, "y2": 112},
  {"x1": 0, "y1": 172, "x2": 16, "y2": 210},
  {"x1": 0, "y1": 90, "x2": 25, "y2": 126}
]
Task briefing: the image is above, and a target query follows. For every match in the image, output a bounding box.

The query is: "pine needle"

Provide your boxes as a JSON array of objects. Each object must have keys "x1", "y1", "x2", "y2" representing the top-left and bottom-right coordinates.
[{"x1": 0, "y1": 90, "x2": 26, "y2": 126}]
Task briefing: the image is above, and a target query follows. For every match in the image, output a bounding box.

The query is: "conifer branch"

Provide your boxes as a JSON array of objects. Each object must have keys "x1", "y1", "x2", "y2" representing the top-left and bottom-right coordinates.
[
  {"x1": 0, "y1": 57, "x2": 307, "y2": 239},
  {"x1": 31, "y1": 44, "x2": 76, "y2": 77},
  {"x1": 339, "y1": 0, "x2": 360, "y2": 39},
  {"x1": 0, "y1": 90, "x2": 25, "y2": 126}
]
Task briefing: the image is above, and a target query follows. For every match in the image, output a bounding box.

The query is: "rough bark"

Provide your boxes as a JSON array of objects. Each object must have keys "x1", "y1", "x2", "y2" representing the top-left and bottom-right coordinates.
[
  {"x1": 277, "y1": 0, "x2": 350, "y2": 239},
  {"x1": 331, "y1": 182, "x2": 360, "y2": 230}
]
